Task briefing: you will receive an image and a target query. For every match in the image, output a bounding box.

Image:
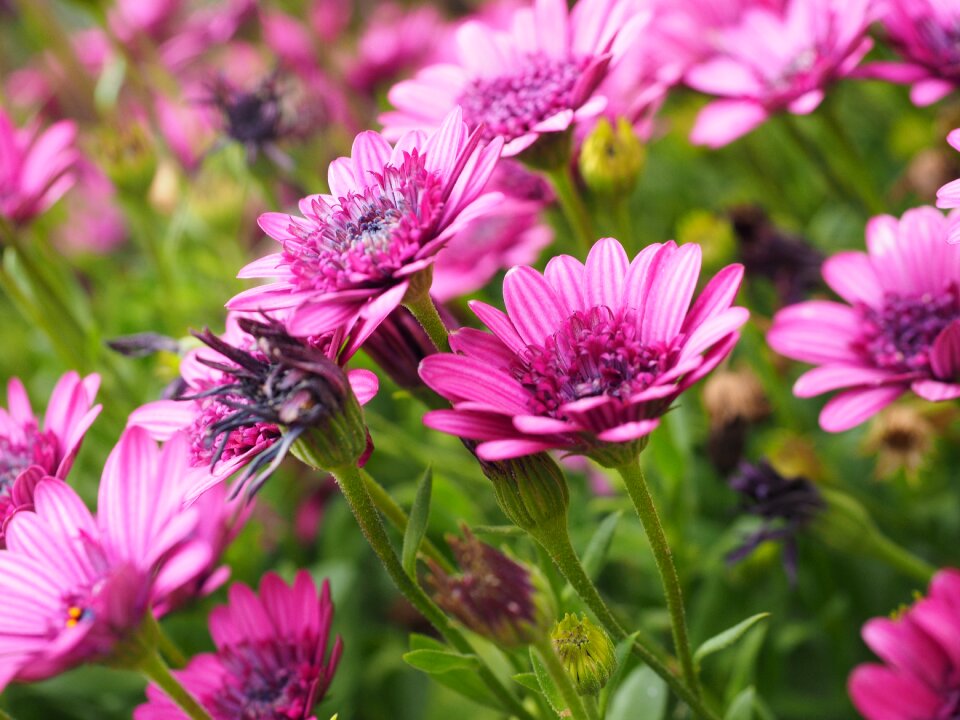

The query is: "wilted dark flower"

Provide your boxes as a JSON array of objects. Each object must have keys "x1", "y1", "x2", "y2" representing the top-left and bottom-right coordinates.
[
  {"x1": 183, "y1": 317, "x2": 369, "y2": 494},
  {"x1": 865, "y1": 405, "x2": 936, "y2": 481},
  {"x1": 702, "y1": 366, "x2": 770, "y2": 474},
  {"x1": 727, "y1": 460, "x2": 825, "y2": 583},
  {"x1": 730, "y1": 205, "x2": 823, "y2": 306},
  {"x1": 428, "y1": 528, "x2": 551, "y2": 648},
  {"x1": 106, "y1": 332, "x2": 181, "y2": 358}
]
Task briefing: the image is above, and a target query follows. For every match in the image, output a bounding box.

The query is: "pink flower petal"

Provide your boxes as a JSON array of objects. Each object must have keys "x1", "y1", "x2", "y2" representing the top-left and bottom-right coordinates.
[
  {"x1": 584, "y1": 238, "x2": 629, "y2": 311},
  {"x1": 793, "y1": 365, "x2": 895, "y2": 398},
  {"x1": 689, "y1": 100, "x2": 768, "y2": 148},
  {"x1": 818, "y1": 386, "x2": 904, "y2": 432},
  {"x1": 931, "y1": 319, "x2": 960, "y2": 381},
  {"x1": 502, "y1": 266, "x2": 568, "y2": 346},
  {"x1": 821, "y1": 251, "x2": 882, "y2": 308},
  {"x1": 476, "y1": 438, "x2": 562, "y2": 460}
]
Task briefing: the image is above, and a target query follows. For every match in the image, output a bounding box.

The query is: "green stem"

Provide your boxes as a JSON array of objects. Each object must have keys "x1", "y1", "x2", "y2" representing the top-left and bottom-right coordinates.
[
  {"x1": 780, "y1": 115, "x2": 871, "y2": 216},
  {"x1": 547, "y1": 165, "x2": 594, "y2": 256},
  {"x1": 616, "y1": 458, "x2": 700, "y2": 699},
  {"x1": 584, "y1": 693, "x2": 602, "y2": 720},
  {"x1": 0, "y1": 709, "x2": 14, "y2": 720},
  {"x1": 156, "y1": 625, "x2": 188, "y2": 669},
  {"x1": 819, "y1": 102, "x2": 885, "y2": 215},
  {"x1": 532, "y1": 522, "x2": 720, "y2": 720},
  {"x1": 138, "y1": 650, "x2": 212, "y2": 720},
  {"x1": 403, "y1": 291, "x2": 451, "y2": 353},
  {"x1": 868, "y1": 531, "x2": 936, "y2": 585},
  {"x1": 359, "y1": 468, "x2": 455, "y2": 574},
  {"x1": 329, "y1": 463, "x2": 536, "y2": 720},
  {"x1": 533, "y1": 636, "x2": 591, "y2": 720}
]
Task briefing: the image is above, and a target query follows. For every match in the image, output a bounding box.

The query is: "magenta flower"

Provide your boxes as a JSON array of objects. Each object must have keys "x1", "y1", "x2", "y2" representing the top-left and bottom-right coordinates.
[
  {"x1": 136, "y1": 571, "x2": 342, "y2": 720},
  {"x1": 432, "y1": 160, "x2": 553, "y2": 302},
  {"x1": 129, "y1": 314, "x2": 378, "y2": 499},
  {"x1": 937, "y1": 130, "x2": 960, "y2": 240},
  {"x1": 0, "y1": 372, "x2": 101, "y2": 542},
  {"x1": 685, "y1": 0, "x2": 872, "y2": 147},
  {"x1": 0, "y1": 427, "x2": 208, "y2": 688},
  {"x1": 227, "y1": 109, "x2": 502, "y2": 339},
  {"x1": 0, "y1": 108, "x2": 79, "y2": 224},
  {"x1": 849, "y1": 568, "x2": 960, "y2": 720},
  {"x1": 767, "y1": 207, "x2": 960, "y2": 432},
  {"x1": 420, "y1": 238, "x2": 748, "y2": 461},
  {"x1": 380, "y1": 0, "x2": 647, "y2": 156},
  {"x1": 858, "y1": 0, "x2": 960, "y2": 107}
]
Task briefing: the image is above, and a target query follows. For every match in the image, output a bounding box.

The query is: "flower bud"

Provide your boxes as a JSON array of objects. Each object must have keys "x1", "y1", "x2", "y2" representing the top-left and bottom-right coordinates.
[
  {"x1": 90, "y1": 121, "x2": 157, "y2": 196},
  {"x1": 428, "y1": 528, "x2": 553, "y2": 648},
  {"x1": 551, "y1": 613, "x2": 617, "y2": 696},
  {"x1": 578, "y1": 118, "x2": 644, "y2": 196},
  {"x1": 476, "y1": 452, "x2": 569, "y2": 539}
]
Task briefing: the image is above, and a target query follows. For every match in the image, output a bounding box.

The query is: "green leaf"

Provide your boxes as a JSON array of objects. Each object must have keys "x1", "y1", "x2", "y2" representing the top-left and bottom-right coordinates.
[
  {"x1": 581, "y1": 511, "x2": 623, "y2": 580},
  {"x1": 402, "y1": 649, "x2": 479, "y2": 674},
  {"x1": 529, "y1": 648, "x2": 565, "y2": 714},
  {"x1": 694, "y1": 613, "x2": 771, "y2": 668},
  {"x1": 512, "y1": 672, "x2": 541, "y2": 693},
  {"x1": 607, "y1": 666, "x2": 668, "y2": 720},
  {"x1": 401, "y1": 466, "x2": 432, "y2": 577},
  {"x1": 724, "y1": 686, "x2": 756, "y2": 720},
  {"x1": 406, "y1": 636, "x2": 502, "y2": 711}
]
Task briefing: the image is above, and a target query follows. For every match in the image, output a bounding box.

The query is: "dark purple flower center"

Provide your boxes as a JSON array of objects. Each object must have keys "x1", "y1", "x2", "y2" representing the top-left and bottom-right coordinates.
[
  {"x1": 284, "y1": 152, "x2": 444, "y2": 292},
  {"x1": 0, "y1": 426, "x2": 59, "y2": 493},
  {"x1": 457, "y1": 52, "x2": 591, "y2": 142},
  {"x1": 187, "y1": 399, "x2": 281, "y2": 470},
  {"x1": 855, "y1": 286, "x2": 960, "y2": 375},
  {"x1": 210, "y1": 641, "x2": 318, "y2": 720},
  {"x1": 511, "y1": 307, "x2": 678, "y2": 418}
]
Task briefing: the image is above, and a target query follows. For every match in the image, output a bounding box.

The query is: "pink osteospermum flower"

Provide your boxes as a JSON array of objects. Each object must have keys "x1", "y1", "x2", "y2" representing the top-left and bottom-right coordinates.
[
  {"x1": 380, "y1": 0, "x2": 647, "y2": 157},
  {"x1": 858, "y1": 0, "x2": 960, "y2": 107},
  {"x1": 129, "y1": 314, "x2": 378, "y2": 500},
  {"x1": 685, "y1": 0, "x2": 873, "y2": 148},
  {"x1": 0, "y1": 108, "x2": 79, "y2": 224},
  {"x1": 420, "y1": 237, "x2": 748, "y2": 462},
  {"x1": 767, "y1": 207, "x2": 960, "y2": 432},
  {"x1": 0, "y1": 372, "x2": 101, "y2": 542},
  {"x1": 227, "y1": 108, "x2": 502, "y2": 339},
  {"x1": 849, "y1": 568, "x2": 960, "y2": 720},
  {"x1": 937, "y1": 130, "x2": 960, "y2": 241},
  {"x1": 136, "y1": 571, "x2": 342, "y2": 720},
  {"x1": 0, "y1": 427, "x2": 208, "y2": 688}
]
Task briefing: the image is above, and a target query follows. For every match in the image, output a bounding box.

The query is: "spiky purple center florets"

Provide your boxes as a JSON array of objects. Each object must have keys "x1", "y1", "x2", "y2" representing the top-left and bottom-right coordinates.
[
  {"x1": 856, "y1": 286, "x2": 960, "y2": 375},
  {"x1": 209, "y1": 641, "x2": 318, "y2": 720},
  {"x1": 511, "y1": 307, "x2": 678, "y2": 418},
  {"x1": 284, "y1": 152, "x2": 445, "y2": 292},
  {"x1": 0, "y1": 427, "x2": 58, "y2": 492},
  {"x1": 187, "y1": 399, "x2": 280, "y2": 469},
  {"x1": 458, "y1": 52, "x2": 591, "y2": 142}
]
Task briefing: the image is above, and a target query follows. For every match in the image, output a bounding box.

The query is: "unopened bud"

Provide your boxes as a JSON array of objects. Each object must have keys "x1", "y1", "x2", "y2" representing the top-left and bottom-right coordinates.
[
  {"x1": 551, "y1": 613, "x2": 617, "y2": 696},
  {"x1": 91, "y1": 121, "x2": 156, "y2": 195},
  {"x1": 579, "y1": 118, "x2": 644, "y2": 196}
]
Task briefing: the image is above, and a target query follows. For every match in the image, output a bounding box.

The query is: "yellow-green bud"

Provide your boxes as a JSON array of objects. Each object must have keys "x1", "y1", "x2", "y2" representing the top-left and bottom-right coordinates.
[
  {"x1": 578, "y1": 118, "x2": 644, "y2": 196},
  {"x1": 551, "y1": 613, "x2": 617, "y2": 696},
  {"x1": 90, "y1": 121, "x2": 157, "y2": 195}
]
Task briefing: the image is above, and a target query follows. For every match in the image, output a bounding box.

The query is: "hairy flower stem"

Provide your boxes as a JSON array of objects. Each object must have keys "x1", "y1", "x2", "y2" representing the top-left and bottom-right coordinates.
[
  {"x1": 359, "y1": 468, "x2": 455, "y2": 574},
  {"x1": 868, "y1": 531, "x2": 936, "y2": 585},
  {"x1": 533, "y1": 636, "x2": 591, "y2": 720},
  {"x1": 617, "y1": 458, "x2": 700, "y2": 700},
  {"x1": 532, "y1": 523, "x2": 720, "y2": 720},
  {"x1": 404, "y1": 292, "x2": 451, "y2": 353},
  {"x1": 329, "y1": 463, "x2": 536, "y2": 720},
  {"x1": 547, "y1": 164, "x2": 594, "y2": 256},
  {"x1": 138, "y1": 650, "x2": 212, "y2": 720}
]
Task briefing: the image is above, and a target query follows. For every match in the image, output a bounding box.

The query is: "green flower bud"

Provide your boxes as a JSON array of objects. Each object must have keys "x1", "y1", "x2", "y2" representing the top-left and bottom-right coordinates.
[
  {"x1": 90, "y1": 121, "x2": 157, "y2": 195},
  {"x1": 578, "y1": 118, "x2": 644, "y2": 196},
  {"x1": 810, "y1": 487, "x2": 878, "y2": 555},
  {"x1": 477, "y1": 453, "x2": 569, "y2": 538},
  {"x1": 551, "y1": 613, "x2": 617, "y2": 696}
]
